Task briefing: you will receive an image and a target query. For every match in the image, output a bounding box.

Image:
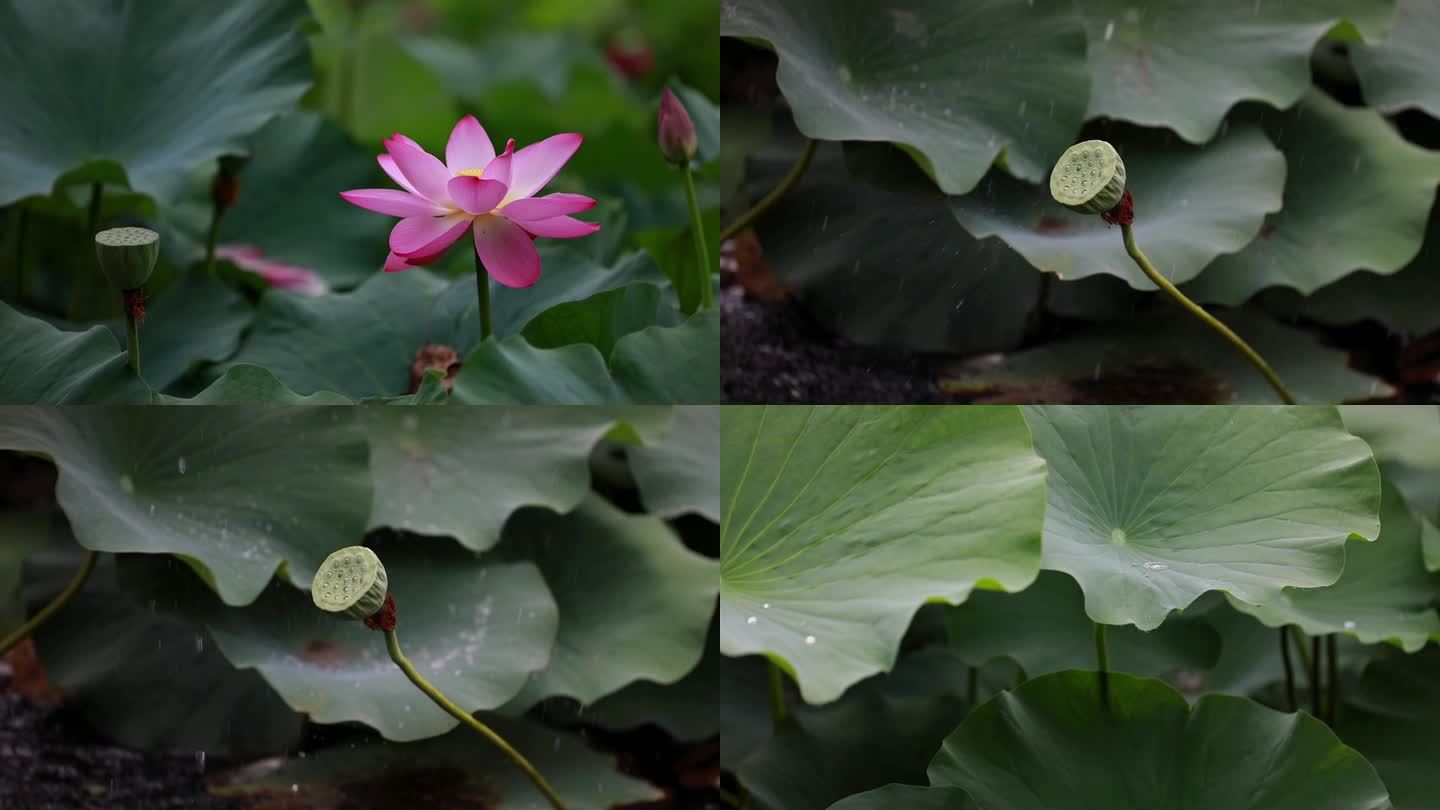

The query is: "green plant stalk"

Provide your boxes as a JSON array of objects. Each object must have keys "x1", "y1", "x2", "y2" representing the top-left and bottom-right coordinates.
[
  {"x1": 1325, "y1": 634, "x2": 1340, "y2": 724},
  {"x1": 1093, "y1": 621, "x2": 1110, "y2": 709},
  {"x1": 966, "y1": 665, "x2": 979, "y2": 706},
  {"x1": 720, "y1": 138, "x2": 816, "y2": 243},
  {"x1": 681, "y1": 165, "x2": 714, "y2": 310},
  {"x1": 1120, "y1": 224, "x2": 1295, "y2": 404},
  {"x1": 474, "y1": 250, "x2": 493, "y2": 340},
  {"x1": 1310, "y1": 637, "x2": 1322, "y2": 718},
  {"x1": 767, "y1": 660, "x2": 788, "y2": 729},
  {"x1": 124, "y1": 302, "x2": 141, "y2": 377},
  {"x1": 1280, "y1": 627, "x2": 1297, "y2": 712},
  {"x1": 384, "y1": 628, "x2": 565, "y2": 810},
  {"x1": 204, "y1": 200, "x2": 224, "y2": 278},
  {"x1": 0, "y1": 550, "x2": 98, "y2": 657}
]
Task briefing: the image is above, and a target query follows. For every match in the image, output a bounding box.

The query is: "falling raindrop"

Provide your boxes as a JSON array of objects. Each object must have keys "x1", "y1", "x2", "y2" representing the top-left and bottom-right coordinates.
[
  {"x1": 177, "y1": 457, "x2": 187, "y2": 475},
  {"x1": 762, "y1": 603, "x2": 771, "y2": 609},
  {"x1": 1103, "y1": 19, "x2": 1115, "y2": 41}
]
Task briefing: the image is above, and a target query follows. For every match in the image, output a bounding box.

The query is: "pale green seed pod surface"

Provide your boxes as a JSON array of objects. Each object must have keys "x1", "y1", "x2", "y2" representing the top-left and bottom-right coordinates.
[
  {"x1": 94, "y1": 227, "x2": 159, "y2": 290},
  {"x1": 1049, "y1": 140, "x2": 1127, "y2": 215},
  {"x1": 312, "y1": 546, "x2": 388, "y2": 620}
]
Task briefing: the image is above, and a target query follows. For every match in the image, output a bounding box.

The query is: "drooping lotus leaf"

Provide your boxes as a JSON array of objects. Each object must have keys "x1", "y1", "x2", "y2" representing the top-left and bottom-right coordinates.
[
  {"x1": 1228, "y1": 482, "x2": 1440, "y2": 650},
  {"x1": 1293, "y1": 263, "x2": 1440, "y2": 338},
  {"x1": 1184, "y1": 91, "x2": 1440, "y2": 305},
  {"x1": 628, "y1": 405, "x2": 721, "y2": 521},
  {"x1": 917, "y1": 671, "x2": 1394, "y2": 810},
  {"x1": 1338, "y1": 647, "x2": 1440, "y2": 810},
  {"x1": 943, "y1": 570, "x2": 1220, "y2": 678},
  {"x1": 1021, "y1": 406, "x2": 1381, "y2": 630},
  {"x1": 0, "y1": 300, "x2": 151, "y2": 403},
  {"x1": 170, "y1": 365, "x2": 354, "y2": 404},
  {"x1": 949, "y1": 123, "x2": 1284, "y2": 289},
  {"x1": 741, "y1": 646, "x2": 974, "y2": 810},
  {"x1": 106, "y1": 275, "x2": 252, "y2": 392},
  {"x1": 168, "y1": 537, "x2": 558, "y2": 742},
  {"x1": 721, "y1": 0, "x2": 1090, "y2": 194},
  {"x1": 1352, "y1": 0, "x2": 1440, "y2": 118},
  {"x1": 362, "y1": 407, "x2": 669, "y2": 551},
  {"x1": 0, "y1": 407, "x2": 372, "y2": 606},
  {"x1": 213, "y1": 713, "x2": 659, "y2": 810},
  {"x1": 30, "y1": 547, "x2": 302, "y2": 758},
  {"x1": 504, "y1": 496, "x2": 718, "y2": 707},
  {"x1": 451, "y1": 310, "x2": 720, "y2": 404},
  {"x1": 0, "y1": 0, "x2": 312, "y2": 206},
  {"x1": 720, "y1": 405, "x2": 1047, "y2": 703},
  {"x1": 1075, "y1": 0, "x2": 1394, "y2": 142},
  {"x1": 584, "y1": 620, "x2": 720, "y2": 742},
  {"x1": 1341, "y1": 407, "x2": 1440, "y2": 569},
  {"x1": 940, "y1": 307, "x2": 1392, "y2": 404}
]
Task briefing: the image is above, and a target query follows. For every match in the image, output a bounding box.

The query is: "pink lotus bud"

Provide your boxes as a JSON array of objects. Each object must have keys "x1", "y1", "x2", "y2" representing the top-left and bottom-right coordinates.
[{"x1": 657, "y1": 87, "x2": 698, "y2": 166}]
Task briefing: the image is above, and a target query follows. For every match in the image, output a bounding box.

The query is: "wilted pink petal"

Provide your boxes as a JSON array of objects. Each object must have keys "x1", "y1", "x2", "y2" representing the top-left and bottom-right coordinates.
[
  {"x1": 509, "y1": 133, "x2": 582, "y2": 200},
  {"x1": 384, "y1": 135, "x2": 453, "y2": 204},
  {"x1": 445, "y1": 115, "x2": 496, "y2": 174},
  {"x1": 216, "y1": 244, "x2": 330, "y2": 296},
  {"x1": 473, "y1": 216, "x2": 541, "y2": 288},
  {"x1": 517, "y1": 215, "x2": 602, "y2": 239},
  {"x1": 339, "y1": 189, "x2": 449, "y2": 217},
  {"x1": 502, "y1": 193, "x2": 595, "y2": 221},
  {"x1": 447, "y1": 176, "x2": 508, "y2": 215},
  {"x1": 390, "y1": 213, "x2": 471, "y2": 257}
]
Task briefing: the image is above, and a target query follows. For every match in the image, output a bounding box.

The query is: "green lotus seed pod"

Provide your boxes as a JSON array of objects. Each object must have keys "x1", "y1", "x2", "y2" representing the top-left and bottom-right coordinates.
[
  {"x1": 94, "y1": 227, "x2": 159, "y2": 290},
  {"x1": 1049, "y1": 140, "x2": 1127, "y2": 215},
  {"x1": 312, "y1": 546, "x2": 389, "y2": 620}
]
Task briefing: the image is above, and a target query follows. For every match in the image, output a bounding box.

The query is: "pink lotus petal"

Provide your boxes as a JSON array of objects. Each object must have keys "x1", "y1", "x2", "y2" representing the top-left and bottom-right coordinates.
[
  {"x1": 390, "y1": 213, "x2": 471, "y2": 257},
  {"x1": 509, "y1": 133, "x2": 583, "y2": 200},
  {"x1": 216, "y1": 243, "x2": 329, "y2": 296},
  {"x1": 501, "y1": 193, "x2": 596, "y2": 222},
  {"x1": 516, "y1": 215, "x2": 601, "y2": 239},
  {"x1": 384, "y1": 135, "x2": 453, "y2": 204},
  {"x1": 482, "y1": 138, "x2": 516, "y2": 187},
  {"x1": 447, "y1": 176, "x2": 508, "y2": 216},
  {"x1": 215, "y1": 244, "x2": 264, "y2": 261},
  {"x1": 473, "y1": 215, "x2": 541, "y2": 288},
  {"x1": 340, "y1": 188, "x2": 449, "y2": 218},
  {"x1": 445, "y1": 115, "x2": 497, "y2": 175},
  {"x1": 378, "y1": 154, "x2": 418, "y2": 195}
]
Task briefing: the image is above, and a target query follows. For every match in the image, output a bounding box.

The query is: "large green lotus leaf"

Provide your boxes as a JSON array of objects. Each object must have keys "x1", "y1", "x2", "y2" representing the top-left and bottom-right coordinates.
[
  {"x1": 1021, "y1": 406, "x2": 1382, "y2": 631},
  {"x1": 741, "y1": 646, "x2": 974, "y2": 810},
  {"x1": 504, "y1": 496, "x2": 718, "y2": 707},
  {"x1": 943, "y1": 570, "x2": 1220, "y2": 679},
  {"x1": 105, "y1": 275, "x2": 252, "y2": 392},
  {"x1": 362, "y1": 407, "x2": 669, "y2": 551},
  {"x1": 0, "y1": 407, "x2": 372, "y2": 606},
  {"x1": 719, "y1": 405, "x2": 1048, "y2": 703},
  {"x1": 1338, "y1": 647, "x2": 1440, "y2": 810},
  {"x1": 584, "y1": 620, "x2": 720, "y2": 742},
  {"x1": 29, "y1": 545, "x2": 301, "y2": 757},
  {"x1": 1353, "y1": 0, "x2": 1440, "y2": 117},
  {"x1": 1228, "y1": 482, "x2": 1440, "y2": 651},
  {"x1": 830, "y1": 786, "x2": 978, "y2": 810},
  {"x1": 0, "y1": 300, "x2": 151, "y2": 403},
  {"x1": 1185, "y1": 92, "x2": 1440, "y2": 305},
  {"x1": 949, "y1": 123, "x2": 1284, "y2": 289},
  {"x1": 720, "y1": 0, "x2": 1089, "y2": 193},
  {"x1": 523, "y1": 282, "x2": 683, "y2": 365},
  {"x1": 919, "y1": 671, "x2": 1393, "y2": 810},
  {"x1": 451, "y1": 310, "x2": 720, "y2": 405},
  {"x1": 213, "y1": 712, "x2": 658, "y2": 809},
  {"x1": 629, "y1": 405, "x2": 720, "y2": 521},
  {"x1": 168, "y1": 364, "x2": 354, "y2": 404},
  {"x1": 1077, "y1": 0, "x2": 1394, "y2": 142},
  {"x1": 751, "y1": 140, "x2": 1040, "y2": 354},
  {"x1": 0, "y1": 0, "x2": 312, "y2": 206},
  {"x1": 941, "y1": 307, "x2": 1393, "y2": 404},
  {"x1": 172, "y1": 537, "x2": 557, "y2": 742}
]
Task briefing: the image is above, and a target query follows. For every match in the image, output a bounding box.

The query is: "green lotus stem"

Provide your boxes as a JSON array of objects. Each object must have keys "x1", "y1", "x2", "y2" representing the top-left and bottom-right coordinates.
[
  {"x1": 125, "y1": 305, "x2": 142, "y2": 377},
  {"x1": 682, "y1": 165, "x2": 714, "y2": 310},
  {"x1": 720, "y1": 138, "x2": 816, "y2": 243},
  {"x1": 385, "y1": 629, "x2": 566, "y2": 810},
  {"x1": 1326, "y1": 634, "x2": 1340, "y2": 724},
  {"x1": 1121, "y1": 225, "x2": 1295, "y2": 404},
  {"x1": 966, "y1": 665, "x2": 978, "y2": 706},
  {"x1": 474, "y1": 250, "x2": 493, "y2": 340},
  {"x1": 0, "y1": 550, "x2": 98, "y2": 657},
  {"x1": 767, "y1": 660, "x2": 788, "y2": 729},
  {"x1": 1093, "y1": 621, "x2": 1110, "y2": 709},
  {"x1": 1310, "y1": 637, "x2": 1322, "y2": 718},
  {"x1": 86, "y1": 181, "x2": 103, "y2": 238},
  {"x1": 1280, "y1": 627, "x2": 1297, "y2": 712}
]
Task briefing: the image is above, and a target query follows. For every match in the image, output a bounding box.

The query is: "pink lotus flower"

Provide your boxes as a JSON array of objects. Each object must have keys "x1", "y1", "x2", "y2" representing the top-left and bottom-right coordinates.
[
  {"x1": 216, "y1": 245, "x2": 330, "y2": 297},
  {"x1": 340, "y1": 116, "x2": 599, "y2": 288}
]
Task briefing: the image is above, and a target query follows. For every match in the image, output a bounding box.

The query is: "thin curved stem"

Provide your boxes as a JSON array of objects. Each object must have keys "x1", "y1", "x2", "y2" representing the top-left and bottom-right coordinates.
[
  {"x1": 682, "y1": 165, "x2": 715, "y2": 310},
  {"x1": 1310, "y1": 636, "x2": 1322, "y2": 718},
  {"x1": 966, "y1": 665, "x2": 979, "y2": 706},
  {"x1": 1093, "y1": 621, "x2": 1110, "y2": 709},
  {"x1": 767, "y1": 660, "x2": 788, "y2": 729},
  {"x1": 384, "y1": 629, "x2": 565, "y2": 810},
  {"x1": 0, "y1": 550, "x2": 98, "y2": 657},
  {"x1": 720, "y1": 138, "x2": 816, "y2": 244},
  {"x1": 1280, "y1": 627, "x2": 1297, "y2": 712},
  {"x1": 473, "y1": 250, "x2": 492, "y2": 340},
  {"x1": 1120, "y1": 224, "x2": 1295, "y2": 404},
  {"x1": 1326, "y1": 634, "x2": 1340, "y2": 724},
  {"x1": 124, "y1": 302, "x2": 141, "y2": 377}
]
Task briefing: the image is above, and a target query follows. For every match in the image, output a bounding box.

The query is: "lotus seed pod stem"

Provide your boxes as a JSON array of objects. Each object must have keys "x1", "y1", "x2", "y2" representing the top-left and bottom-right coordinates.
[
  {"x1": 312, "y1": 546, "x2": 389, "y2": 620},
  {"x1": 94, "y1": 227, "x2": 159, "y2": 291},
  {"x1": 1049, "y1": 140, "x2": 1127, "y2": 215}
]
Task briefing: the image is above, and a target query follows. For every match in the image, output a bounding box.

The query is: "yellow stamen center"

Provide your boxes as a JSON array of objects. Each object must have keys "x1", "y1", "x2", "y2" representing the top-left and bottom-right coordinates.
[{"x1": 457, "y1": 168, "x2": 486, "y2": 178}]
